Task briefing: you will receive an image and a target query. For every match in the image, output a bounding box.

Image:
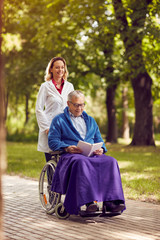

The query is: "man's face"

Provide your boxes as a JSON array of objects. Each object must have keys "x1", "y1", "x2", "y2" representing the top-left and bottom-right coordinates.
[{"x1": 68, "y1": 96, "x2": 85, "y2": 117}]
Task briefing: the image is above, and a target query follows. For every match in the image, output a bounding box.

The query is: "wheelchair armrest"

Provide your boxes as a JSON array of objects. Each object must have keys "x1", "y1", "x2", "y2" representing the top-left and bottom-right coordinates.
[{"x1": 49, "y1": 150, "x2": 64, "y2": 155}]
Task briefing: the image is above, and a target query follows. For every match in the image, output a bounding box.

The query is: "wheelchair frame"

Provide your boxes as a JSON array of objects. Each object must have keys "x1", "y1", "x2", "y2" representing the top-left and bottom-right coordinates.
[
  {"x1": 39, "y1": 151, "x2": 70, "y2": 219},
  {"x1": 39, "y1": 151, "x2": 121, "y2": 219}
]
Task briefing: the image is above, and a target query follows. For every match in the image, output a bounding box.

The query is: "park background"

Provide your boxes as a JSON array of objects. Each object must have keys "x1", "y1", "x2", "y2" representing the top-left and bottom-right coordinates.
[{"x1": 1, "y1": 0, "x2": 160, "y2": 211}]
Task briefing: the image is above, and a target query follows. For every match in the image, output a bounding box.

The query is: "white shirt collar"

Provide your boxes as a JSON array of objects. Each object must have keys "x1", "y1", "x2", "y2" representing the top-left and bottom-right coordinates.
[{"x1": 69, "y1": 111, "x2": 83, "y2": 118}]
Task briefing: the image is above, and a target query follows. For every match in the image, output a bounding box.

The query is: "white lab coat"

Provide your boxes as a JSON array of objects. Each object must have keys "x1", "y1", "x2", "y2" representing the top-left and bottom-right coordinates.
[{"x1": 36, "y1": 80, "x2": 74, "y2": 153}]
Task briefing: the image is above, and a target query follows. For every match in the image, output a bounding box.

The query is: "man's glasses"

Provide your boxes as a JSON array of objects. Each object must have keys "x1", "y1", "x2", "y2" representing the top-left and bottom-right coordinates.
[{"x1": 69, "y1": 101, "x2": 85, "y2": 108}]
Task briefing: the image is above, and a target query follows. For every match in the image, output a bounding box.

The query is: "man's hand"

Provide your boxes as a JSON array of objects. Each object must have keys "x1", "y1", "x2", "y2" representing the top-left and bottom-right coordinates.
[
  {"x1": 65, "y1": 146, "x2": 82, "y2": 154},
  {"x1": 93, "y1": 148, "x2": 103, "y2": 155}
]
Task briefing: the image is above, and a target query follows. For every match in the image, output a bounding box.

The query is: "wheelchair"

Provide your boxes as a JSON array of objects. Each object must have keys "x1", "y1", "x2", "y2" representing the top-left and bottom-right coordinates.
[
  {"x1": 39, "y1": 151, "x2": 122, "y2": 219},
  {"x1": 39, "y1": 151, "x2": 70, "y2": 219}
]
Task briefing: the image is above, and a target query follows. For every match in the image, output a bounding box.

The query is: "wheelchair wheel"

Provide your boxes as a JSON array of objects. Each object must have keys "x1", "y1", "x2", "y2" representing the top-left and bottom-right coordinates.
[
  {"x1": 55, "y1": 203, "x2": 70, "y2": 219},
  {"x1": 39, "y1": 160, "x2": 61, "y2": 215}
]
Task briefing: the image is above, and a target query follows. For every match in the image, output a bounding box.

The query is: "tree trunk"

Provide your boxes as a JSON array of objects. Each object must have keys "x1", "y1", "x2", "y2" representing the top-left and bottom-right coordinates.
[
  {"x1": 122, "y1": 87, "x2": 130, "y2": 139},
  {"x1": 0, "y1": 0, "x2": 6, "y2": 238},
  {"x1": 25, "y1": 93, "x2": 29, "y2": 124},
  {"x1": 4, "y1": 90, "x2": 8, "y2": 121},
  {"x1": 106, "y1": 85, "x2": 118, "y2": 143},
  {"x1": 112, "y1": 0, "x2": 155, "y2": 146},
  {"x1": 131, "y1": 72, "x2": 155, "y2": 145}
]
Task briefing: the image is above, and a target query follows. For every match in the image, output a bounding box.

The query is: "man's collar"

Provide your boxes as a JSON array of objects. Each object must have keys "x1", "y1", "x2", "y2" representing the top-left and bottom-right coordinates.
[{"x1": 69, "y1": 111, "x2": 83, "y2": 118}]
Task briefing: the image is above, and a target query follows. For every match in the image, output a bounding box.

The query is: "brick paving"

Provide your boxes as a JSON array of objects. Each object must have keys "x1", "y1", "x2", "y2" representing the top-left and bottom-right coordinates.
[{"x1": 2, "y1": 174, "x2": 160, "y2": 240}]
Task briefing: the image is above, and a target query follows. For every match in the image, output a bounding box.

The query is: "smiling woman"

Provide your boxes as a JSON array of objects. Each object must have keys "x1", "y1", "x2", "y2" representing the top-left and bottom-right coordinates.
[{"x1": 35, "y1": 57, "x2": 74, "y2": 162}]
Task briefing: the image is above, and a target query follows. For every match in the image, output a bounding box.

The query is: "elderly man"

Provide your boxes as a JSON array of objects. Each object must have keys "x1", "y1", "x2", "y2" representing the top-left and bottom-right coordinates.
[{"x1": 48, "y1": 90, "x2": 125, "y2": 215}]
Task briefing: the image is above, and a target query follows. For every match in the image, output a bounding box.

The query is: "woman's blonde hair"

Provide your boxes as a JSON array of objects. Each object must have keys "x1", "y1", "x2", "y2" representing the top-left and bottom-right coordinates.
[{"x1": 44, "y1": 57, "x2": 68, "y2": 81}]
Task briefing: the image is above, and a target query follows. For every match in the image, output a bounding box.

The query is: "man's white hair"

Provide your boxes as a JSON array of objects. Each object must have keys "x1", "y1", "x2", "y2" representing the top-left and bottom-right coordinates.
[{"x1": 68, "y1": 90, "x2": 85, "y2": 101}]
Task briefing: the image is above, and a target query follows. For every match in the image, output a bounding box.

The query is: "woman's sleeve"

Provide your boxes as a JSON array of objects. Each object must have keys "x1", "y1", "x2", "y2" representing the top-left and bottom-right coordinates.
[
  {"x1": 35, "y1": 84, "x2": 50, "y2": 132},
  {"x1": 71, "y1": 83, "x2": 74, "y2": 91}
]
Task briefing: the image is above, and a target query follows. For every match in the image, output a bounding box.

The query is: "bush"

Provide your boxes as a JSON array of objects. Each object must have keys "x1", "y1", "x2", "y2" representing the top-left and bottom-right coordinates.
[{"x1": 7, "y1": 132, "x2": 38, "y2": 142}]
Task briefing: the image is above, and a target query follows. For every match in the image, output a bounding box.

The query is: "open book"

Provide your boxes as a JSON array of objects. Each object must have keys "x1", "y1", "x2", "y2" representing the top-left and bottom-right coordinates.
[{"x1": 77, "y1": 140, "x2": 103, "y2": 157}]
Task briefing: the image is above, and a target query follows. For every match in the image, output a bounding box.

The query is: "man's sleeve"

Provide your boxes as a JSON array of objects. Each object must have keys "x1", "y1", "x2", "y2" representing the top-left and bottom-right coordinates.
[
  {"x1": 48, "y1": 118, "x2": 69, "y2": 151},
  {"x1": 93, "y1": 120, "x2": 107, "y2": 153}
]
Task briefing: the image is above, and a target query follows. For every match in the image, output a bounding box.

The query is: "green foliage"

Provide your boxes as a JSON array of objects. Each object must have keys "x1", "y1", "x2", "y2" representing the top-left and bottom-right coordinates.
[
  {"x1": 7, "y1": 132, "x2": 38, "y2": 142},
  {"x1": 84, "y1": 89, "x2": 108, "y2": 135},
  {"x1": 2, "y1": 0, "x2": 160, "y2": 142},
  {"x1": 6, "y1": 106, "x2": 39, "y2": 141}
]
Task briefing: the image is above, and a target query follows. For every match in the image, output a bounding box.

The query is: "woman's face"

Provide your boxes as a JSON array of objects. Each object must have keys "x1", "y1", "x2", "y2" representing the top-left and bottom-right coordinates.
[{"x1": 51, "y1": 60, "x2": 65, "y2": 80}]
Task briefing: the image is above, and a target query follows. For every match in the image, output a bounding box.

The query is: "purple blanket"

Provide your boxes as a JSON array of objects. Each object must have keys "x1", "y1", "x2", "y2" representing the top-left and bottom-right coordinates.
[{"x1": 51, "y1": 153, "x2": 125, "y2": 215}]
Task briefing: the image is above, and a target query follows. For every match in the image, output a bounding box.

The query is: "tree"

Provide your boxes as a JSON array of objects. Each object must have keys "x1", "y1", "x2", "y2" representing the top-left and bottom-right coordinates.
[
  {"x1": 44, "y1": 0, "x2": 120, "y2": 142},
  {"x1": 122, "y1": 86, "x2": 130, "y2": 139},
  {"x1": 3, "y1": 0, "x2": 49, "y2": 123},
  {"x1": 0, "y1": 0, "x2": 6, "y2": 238},
  {"x1": 112, "y1": 0, "x2": 157, "y2": 145},
  {"x1": 3, "y1": 0, "x2": 160, "y2": 144},
  {"x1": 39, "y1": 0, "x2": 159, "y2": 144}
]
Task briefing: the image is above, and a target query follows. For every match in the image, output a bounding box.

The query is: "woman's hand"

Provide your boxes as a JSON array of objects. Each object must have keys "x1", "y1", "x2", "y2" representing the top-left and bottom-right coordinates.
[
  {"x1": 65, "y1": 145, "x2": 82, "y2": 154},
  {"x1": 93, "y1": 148, "x2": 103, "y2": 155},
  {"x1": 45, "y1": 129, "x2": 49, "y2": 135}
]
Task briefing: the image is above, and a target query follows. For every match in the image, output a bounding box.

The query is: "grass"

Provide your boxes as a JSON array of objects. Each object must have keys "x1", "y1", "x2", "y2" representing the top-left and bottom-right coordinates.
[
  {"x1": 6, "y1": 141, "x2": 160, "y2": 204},
  {"x1": 106, "y1": 139, "x2": 160, "y2": 204},
  {"x1": 6, "y1": 142, "x2": 44, "y2": 179}
]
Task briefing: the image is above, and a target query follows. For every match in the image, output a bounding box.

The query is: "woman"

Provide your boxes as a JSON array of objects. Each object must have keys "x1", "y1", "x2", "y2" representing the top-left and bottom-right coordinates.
[{"x1": 36, "y1": 57, "x2": 74, "y2": 162}]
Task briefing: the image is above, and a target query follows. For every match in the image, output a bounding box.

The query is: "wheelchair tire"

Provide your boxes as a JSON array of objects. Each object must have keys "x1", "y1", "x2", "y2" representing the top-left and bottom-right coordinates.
[
  {"x1": 39, "y1": 160, "x2": 60, "y2": 215},
  {"x1": 55, "y1": 203, "x2": 70, "y2": 219}
]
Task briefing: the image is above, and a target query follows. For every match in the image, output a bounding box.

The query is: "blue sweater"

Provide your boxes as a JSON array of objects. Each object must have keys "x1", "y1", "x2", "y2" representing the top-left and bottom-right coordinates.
[{"x1": 48, "y1": 107, "x2": 107, "y2": 152}]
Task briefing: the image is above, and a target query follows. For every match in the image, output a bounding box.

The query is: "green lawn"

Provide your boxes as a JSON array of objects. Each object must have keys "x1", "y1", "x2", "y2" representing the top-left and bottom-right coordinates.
[
  {"x1": 6, "y1": 141, "x2": 160, "y2": 204},
  {"x1": 106, "y1": 141, "x2": 160, "y2": 204}
]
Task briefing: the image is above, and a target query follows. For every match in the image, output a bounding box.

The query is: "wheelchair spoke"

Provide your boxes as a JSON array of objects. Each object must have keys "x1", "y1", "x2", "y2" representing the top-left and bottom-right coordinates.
[{"x1": 39, "y1": 160, "x2": 58, "y2": 214}]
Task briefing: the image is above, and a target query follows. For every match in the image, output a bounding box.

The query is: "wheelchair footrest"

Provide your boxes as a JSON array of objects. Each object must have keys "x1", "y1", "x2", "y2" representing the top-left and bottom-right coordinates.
[
  {"x1": 79, "y1": 210, "x2": 102, "y2": 217},
  {"x1": 99, "y1": 212, "x2": 121, "y2": 217},
  {"x1": 79, "y1": 210, "x2": 121, "y2": 217}
]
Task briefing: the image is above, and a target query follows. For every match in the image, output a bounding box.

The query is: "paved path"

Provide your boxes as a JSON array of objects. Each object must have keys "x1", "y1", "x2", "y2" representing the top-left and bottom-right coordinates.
[{"x1": 2, "y1": 175, "x2": 160, "y2": 240}]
